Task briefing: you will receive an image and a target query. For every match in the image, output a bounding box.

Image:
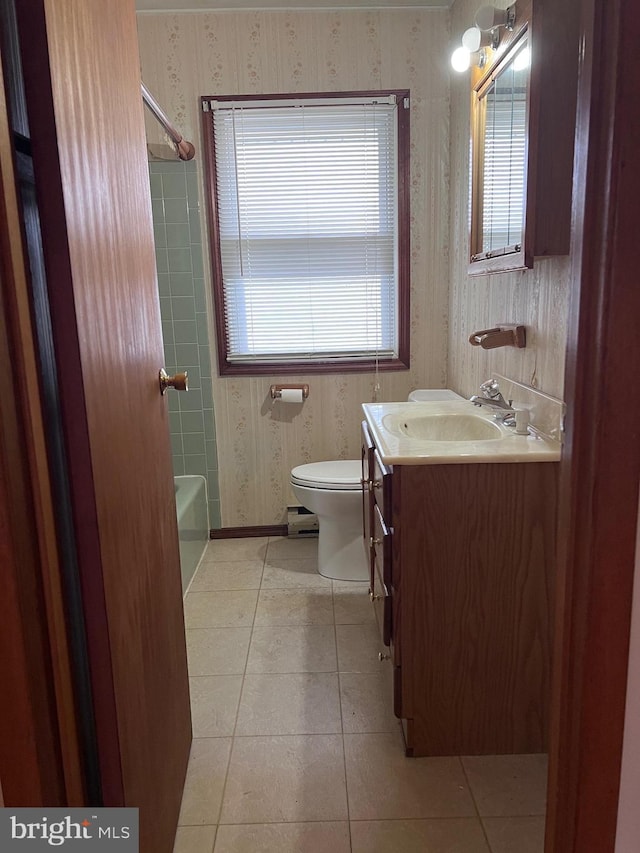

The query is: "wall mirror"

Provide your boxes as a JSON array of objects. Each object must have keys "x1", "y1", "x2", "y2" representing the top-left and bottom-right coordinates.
[{"x1": 469, "y1": 12, "x2": 532, "y2": 275}]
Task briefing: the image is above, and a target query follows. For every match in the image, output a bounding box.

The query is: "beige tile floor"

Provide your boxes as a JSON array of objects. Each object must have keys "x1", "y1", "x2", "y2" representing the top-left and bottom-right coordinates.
[{"x1": 174, "y1": 537, "x2": 547, "y2": 853}]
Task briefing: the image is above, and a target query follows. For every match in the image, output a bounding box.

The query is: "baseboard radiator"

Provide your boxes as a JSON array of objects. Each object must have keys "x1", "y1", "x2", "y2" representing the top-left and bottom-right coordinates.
[{"x1": 287, "y1": 505, "x2": 319, "y2": 538}]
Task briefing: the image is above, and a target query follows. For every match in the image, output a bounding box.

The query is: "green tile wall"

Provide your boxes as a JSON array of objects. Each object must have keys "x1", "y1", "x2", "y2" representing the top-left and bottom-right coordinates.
[{"x1": 149, "y1": 159, "x2": 221, "y2": 529}]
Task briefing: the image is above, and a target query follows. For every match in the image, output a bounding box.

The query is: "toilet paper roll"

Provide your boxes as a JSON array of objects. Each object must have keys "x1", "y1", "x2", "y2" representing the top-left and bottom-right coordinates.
[{"x1": 279, "y1": 388, "x2": 304, "y2": 403}]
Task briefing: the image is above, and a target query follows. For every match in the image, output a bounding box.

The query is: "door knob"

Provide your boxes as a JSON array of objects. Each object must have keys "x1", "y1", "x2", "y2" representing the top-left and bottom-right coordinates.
[{"x1": 159, "y1": 368, "x2": 188, "y2": 395}]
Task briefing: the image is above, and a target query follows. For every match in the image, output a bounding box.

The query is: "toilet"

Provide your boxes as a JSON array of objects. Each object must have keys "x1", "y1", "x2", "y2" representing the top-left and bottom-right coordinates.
[
  {"x1": 290, "y1": 388, "x2": 463, "y2": 581},
  {"x1": 407, "y1": 388, "x2": 462, "y2": 402},
  {"x1": 291, "y1": 460, "x2": 366, "y2": 581}
]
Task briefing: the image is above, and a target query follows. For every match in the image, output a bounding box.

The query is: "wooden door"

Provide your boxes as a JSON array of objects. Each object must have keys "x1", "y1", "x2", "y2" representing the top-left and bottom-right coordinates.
[
  {"x1": 545, "y1": 0, "x2": 640, "y2": 850},
  {"x1": 13, "y1": 1, "x2": 191, "y2": 849}
]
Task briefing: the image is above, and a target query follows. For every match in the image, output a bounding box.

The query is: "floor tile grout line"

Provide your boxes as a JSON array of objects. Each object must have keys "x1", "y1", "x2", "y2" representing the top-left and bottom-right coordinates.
[
  {"x1": 177, "y1": 726, "x2": 430, "y2": 739},
  {"x1": 228, "y1": 541, "x2": 266, "y2": 741},
  {"x1": 341, "y1": 728, "x2": 353, "y2": 852},
  {"x1": 458, "y1": 756, "x2": 493, "y2": 852},
  {"x1": 213, "y1": 819, "x2": 350, "y2": 826},
  {"x1": 186, "y1": 618, "x2": 375, "y2": 631},
  {"x1": 254, "y1": 815, "x2": 512, "y2": 824},
  {"x1": 182, "y1": 815, "x2": 497, "y2": 828},
  {"x1": 204, "y1": 540, "x2": 266, "y2": 830},
  {"x1": 331, "y1": 581, "x2": 343, "y2": 729},
  {"x1": 332, "y1": 577, "x2": 355, "y2": 852}
]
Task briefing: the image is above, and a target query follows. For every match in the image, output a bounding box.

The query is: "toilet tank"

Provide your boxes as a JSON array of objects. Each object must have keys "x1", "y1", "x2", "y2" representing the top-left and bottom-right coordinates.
[{"x1": 408, "y1": 388, "x2": 463, "y2": 402}]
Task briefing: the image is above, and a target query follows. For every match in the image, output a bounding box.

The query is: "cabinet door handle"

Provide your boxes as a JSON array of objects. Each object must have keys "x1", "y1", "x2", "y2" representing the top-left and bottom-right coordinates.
[
  {"x1": 378, "y1": 652, "x2": 391, "y2": 661},
  {"x1": 369, "y1": 536, "x2": 382, "y2": 548},
  {"x1": 369, "y1": 590, "x2": 382, "y2": 601},
  {"x1": 368, "y1": 479, "x2": 382, "y2": 492}
]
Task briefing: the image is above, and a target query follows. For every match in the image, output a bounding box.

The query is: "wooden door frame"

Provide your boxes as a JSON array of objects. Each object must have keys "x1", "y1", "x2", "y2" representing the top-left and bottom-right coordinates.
[
  {"x1": 0, "y1": 192, "x2": 66, "y2": 809},
  {"x1": 0, "y1": 44, "x2": 83, "y2": 805},
  {"x1": 546, "y1": 0, "x2": 640, "y2": 850}
]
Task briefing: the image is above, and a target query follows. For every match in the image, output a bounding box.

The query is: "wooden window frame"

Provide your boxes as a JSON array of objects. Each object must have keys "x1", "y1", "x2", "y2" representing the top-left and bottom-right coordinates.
[{"x1": 201, "y1": 90, "x2": 411, "y2": 377}]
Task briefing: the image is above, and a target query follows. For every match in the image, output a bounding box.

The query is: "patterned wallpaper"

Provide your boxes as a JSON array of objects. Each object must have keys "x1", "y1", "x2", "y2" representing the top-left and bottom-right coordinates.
[
  {"x1": 447, "y1": 0, "x2": 570, "y2": 400},
  {"x1": 137, "y1": 9, "x2": 452, "y2": 526}
]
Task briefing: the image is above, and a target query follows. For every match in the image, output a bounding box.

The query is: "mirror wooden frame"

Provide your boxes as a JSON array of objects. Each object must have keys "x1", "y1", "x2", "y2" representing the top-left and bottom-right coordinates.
[{"x1": 467, "y1": 0, "x2": 578, "y2": 277}]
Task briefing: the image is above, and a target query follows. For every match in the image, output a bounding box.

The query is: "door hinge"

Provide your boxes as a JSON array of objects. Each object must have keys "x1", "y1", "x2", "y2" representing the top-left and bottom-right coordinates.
[
  {"x1": 403, "y1": 97, "x2": 410, "y2": 109},
  {"x1": 202, "y1": 100, "x2": 211, "y2": 113}
]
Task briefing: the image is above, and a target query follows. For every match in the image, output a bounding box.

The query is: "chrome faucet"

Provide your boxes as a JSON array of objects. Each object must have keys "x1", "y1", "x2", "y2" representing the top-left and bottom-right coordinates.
[{"x1": 469, "y1": 379, "x2": 514, "y2": 422}]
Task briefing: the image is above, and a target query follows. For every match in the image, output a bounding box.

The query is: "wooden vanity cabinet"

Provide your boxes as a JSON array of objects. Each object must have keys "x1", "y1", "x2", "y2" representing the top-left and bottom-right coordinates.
[{"x1": 361, "y1": 420, "x2": 557, "y2": 757}]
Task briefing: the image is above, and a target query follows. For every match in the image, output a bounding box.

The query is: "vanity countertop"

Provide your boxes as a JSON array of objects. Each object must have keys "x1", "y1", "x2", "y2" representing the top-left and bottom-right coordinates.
[{"x1": 362, "y1": 400, "x2": 562, "y2": 465}]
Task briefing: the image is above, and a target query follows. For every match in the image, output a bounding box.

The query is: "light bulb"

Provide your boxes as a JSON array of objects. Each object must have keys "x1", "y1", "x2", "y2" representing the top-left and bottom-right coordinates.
[
  {"x1": 462, "y1": 26, "x2": 482, "y2": 52},
  {"x1": 475, "y1": 5, "x2": 509, "y2": 31},
  {"x1": 451, "y1": 46, "x2": 471, "y2": 72}
]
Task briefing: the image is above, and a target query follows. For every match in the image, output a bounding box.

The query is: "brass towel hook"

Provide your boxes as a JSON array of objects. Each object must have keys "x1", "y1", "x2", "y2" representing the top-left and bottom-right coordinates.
[{"x1": 469, "y1": 324, "x2": 526, "y2": 350}]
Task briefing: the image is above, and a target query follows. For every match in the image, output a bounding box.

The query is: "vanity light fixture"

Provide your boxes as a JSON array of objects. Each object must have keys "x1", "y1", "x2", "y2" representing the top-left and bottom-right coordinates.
[
  {"x1": 451, "y1": 4, "x2": 516, "y2": 73},
  {"x1": 450, "y1": 11, "x2": 506, "y2": 73},
  {"x1": 450, "y1": 40, "x2": 488, "y2": 73}
]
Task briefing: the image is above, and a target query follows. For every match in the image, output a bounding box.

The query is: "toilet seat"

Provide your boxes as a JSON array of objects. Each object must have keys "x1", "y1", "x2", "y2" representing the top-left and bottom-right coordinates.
[{"x1": 291, "y1": 460, "x2": 361, "y2": 491}]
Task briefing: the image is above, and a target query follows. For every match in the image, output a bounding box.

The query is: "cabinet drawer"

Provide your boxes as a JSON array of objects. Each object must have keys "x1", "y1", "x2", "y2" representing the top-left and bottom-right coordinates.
[
  {"x1": 372, "y1": 503, "x2": 393, "y2": 648},
  {"x1": 361, "y1": 422, "x2": 375, "y2": 587},
  {"x1": 373, "y1": 502, "x2": 393, "y2": 589},
  {"x1": 361, "y1": 421, "x2": 374, "y2": 484},
  {"x1": 372, "y1": 449, "x2": 392, "y2": 521},
  {"x1": 372, "y1": 571, "x2": 392, "y2": 647}
]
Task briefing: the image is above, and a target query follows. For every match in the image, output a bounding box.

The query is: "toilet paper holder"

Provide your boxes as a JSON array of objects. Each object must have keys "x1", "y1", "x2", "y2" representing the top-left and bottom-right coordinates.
[{"x1": 270, "y1": 384, "x2": 310, "y2": 400}]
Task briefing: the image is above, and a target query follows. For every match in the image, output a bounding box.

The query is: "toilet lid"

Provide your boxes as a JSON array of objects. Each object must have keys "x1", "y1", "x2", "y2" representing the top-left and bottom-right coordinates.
[
  {"x1": 291, "y1": 460, "x2": 362, "y2": 490},
  {"x1": 408, "y1": 388, "x2": 463, "y2": 402}
]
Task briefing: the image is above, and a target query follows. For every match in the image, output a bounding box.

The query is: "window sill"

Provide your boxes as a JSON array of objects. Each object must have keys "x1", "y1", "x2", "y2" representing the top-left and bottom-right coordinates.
[{"x1": 218, "y1": 356, "x2": 410, "y2": 377}]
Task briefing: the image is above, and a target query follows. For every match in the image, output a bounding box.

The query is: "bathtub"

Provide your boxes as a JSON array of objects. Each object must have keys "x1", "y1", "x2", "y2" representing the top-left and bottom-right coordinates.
[{"x1": 174, "y1": 475, "x2": 209, "y2": 594}]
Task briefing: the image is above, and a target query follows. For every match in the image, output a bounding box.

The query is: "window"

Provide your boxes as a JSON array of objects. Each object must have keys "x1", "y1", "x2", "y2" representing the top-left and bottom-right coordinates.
[{"x1": 202, "y1": 91, "x2": 410, "y2": 375}]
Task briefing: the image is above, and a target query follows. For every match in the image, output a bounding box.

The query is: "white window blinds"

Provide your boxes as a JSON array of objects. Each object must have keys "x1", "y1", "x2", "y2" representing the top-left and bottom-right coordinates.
[
  {"x1": 481, "y1": 95, "x2": 526, "y2": 253},
  {"x1": 479, "y1": 49, "x2": 528, "y2": 256},
  {"x1": 210, "y1": 96, "x2": 400, "y2": 364}
]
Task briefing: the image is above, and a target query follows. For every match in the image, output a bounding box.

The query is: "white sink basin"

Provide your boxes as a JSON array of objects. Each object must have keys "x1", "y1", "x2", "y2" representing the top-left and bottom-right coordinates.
[
  {"x1": 384, "y1": 411, "x2": 502, "y2": 442},
  {"x1": 363, "y1": 401, "x2": 561, "y2": 465}
]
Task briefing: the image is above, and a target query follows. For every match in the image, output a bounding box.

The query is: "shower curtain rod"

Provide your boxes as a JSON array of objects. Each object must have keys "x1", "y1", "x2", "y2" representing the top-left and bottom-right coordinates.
[{"x1": 141, "y1": 82, "x2": 195, "y2": 161}]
